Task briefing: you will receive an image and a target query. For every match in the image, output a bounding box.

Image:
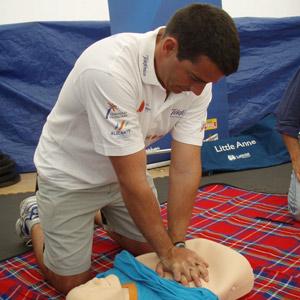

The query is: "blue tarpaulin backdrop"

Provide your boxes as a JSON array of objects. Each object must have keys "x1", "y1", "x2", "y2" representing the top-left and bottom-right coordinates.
[
  {"x1": 0, "y1": 17, "x2": 299, "y2": 173},
  {"x1": 0, "y1": 21, "x2": 111, "y2": 172},
  {"x1": 227, "y1": 17, "x2": 300, "y2": 135}
]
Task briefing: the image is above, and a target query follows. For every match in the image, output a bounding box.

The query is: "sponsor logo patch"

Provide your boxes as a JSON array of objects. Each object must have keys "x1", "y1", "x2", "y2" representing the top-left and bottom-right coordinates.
[
  {"x1": 111, "y1": 120, "x2": 131, "y2": 137},
  {"x1": 105, "y1": 101, "x2": 128, "y2": 119},
  {"x1": 137, "y1": 100, "x2": 145, "y2": 112},
  {"x1": 111, "y1": 129, "x2": 131, "y2": 136},
  {"x1": 145, "y1": 103, "x2": 151, "y2": 112},
  {"x1": 170, "y1": 108, "x2": 185, "y2": 118},
  {"x1": 114, "y1": 120, "x2": 127, "y2": 131},
  {"x1": 143, "y1": 55, "x2": 149, "y2": 77}
]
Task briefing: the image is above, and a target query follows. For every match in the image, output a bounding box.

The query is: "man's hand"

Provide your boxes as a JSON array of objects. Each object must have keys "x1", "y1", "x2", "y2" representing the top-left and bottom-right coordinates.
[{"x1": 156, "y1": 246, "x2": 209, "y2": 287}]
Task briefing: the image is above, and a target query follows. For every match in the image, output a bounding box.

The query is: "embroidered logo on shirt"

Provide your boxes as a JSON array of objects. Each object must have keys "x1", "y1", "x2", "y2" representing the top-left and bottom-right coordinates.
[
  {"x1": 114, "y1": 120, "x2": 127, "y2": 131},
  {"x1": 145, "y1": 103, "x2": 151, "y2": 112},
  {"x1": 111, "y1": 120, "x2": 131, "y2": 137},
  {"x1": 142, "y1": 55, "x2": 149, "y2": 77},
  {"x1": 137, "y1": 100, "x2": 145, "y2": 112},
  {"x1": 170, "y1": 109, "x2": 185, "y2": 118},
  {"x1": 105, "y1": 101, "x2": 128, "y2": 119}
]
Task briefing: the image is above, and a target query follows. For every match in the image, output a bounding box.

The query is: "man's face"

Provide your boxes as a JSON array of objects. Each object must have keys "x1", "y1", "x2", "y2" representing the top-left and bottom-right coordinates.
[{"x1": 157, "y1": 38, "x2": 224, "y2": 95}]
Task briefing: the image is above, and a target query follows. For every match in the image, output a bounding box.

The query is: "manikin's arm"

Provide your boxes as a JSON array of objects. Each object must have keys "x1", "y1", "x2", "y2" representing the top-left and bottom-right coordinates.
[
  {"x1": 109, "y1": 149, "x2": 208, "y2": 286},
  {"x1": 282, "y1": 134, "x2": 300, "y2": 181}
]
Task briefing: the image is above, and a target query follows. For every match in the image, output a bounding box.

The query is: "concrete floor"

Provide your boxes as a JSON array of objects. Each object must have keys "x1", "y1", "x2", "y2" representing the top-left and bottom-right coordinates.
[{"x1": 0, "y1": 166, "x2": 170, "y2": 195}]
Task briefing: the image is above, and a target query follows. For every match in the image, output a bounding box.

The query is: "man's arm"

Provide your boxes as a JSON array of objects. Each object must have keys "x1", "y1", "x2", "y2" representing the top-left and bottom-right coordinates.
[
  {"x1": 109, "y1": 149, "x2": 208, "y2": 286},
  {"x1": 167, "y1": 139, "x2": 202, "y2": 244},
  {"x1": 282, "y1": 134, "x2": 300, "y2": 181},
  {"x1": 275, "y1": 68, "x2": 300, "y2": 182},
  {"x1": 109, "y1": 149, "x2": 173, "y2": 258}
]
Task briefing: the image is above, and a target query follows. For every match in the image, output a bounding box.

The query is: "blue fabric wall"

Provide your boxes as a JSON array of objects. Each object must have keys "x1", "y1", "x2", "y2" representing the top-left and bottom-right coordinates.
[
  {"x1": 227, "y1": 17, "x2": 300, "y2": 135},
  {"x1": 0, "y1": 21, "x2": 110, "y2": 172},
  {"x1": 108, "y1": 0, "x2": 221, "y2": 34}
]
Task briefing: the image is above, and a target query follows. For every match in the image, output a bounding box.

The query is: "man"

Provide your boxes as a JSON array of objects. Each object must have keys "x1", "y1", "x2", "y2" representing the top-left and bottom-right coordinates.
[
  {"x1": 16, "y1": 3, "x2": 240, "y2": 295},
  {"x1": 276, "y1": 67, "x2": 300, "y2": 221}
]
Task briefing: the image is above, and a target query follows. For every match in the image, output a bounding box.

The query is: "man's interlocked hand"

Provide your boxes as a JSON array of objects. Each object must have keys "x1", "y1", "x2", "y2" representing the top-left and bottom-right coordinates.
[{"x1": 156, "y1": 246, "x2": 209, "y2": 287}]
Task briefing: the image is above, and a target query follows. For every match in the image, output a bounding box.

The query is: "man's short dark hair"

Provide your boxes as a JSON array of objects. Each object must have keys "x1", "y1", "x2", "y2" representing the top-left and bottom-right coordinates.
[{"x1": 164, "y1": 3, "x2": 240, "y2": 76}]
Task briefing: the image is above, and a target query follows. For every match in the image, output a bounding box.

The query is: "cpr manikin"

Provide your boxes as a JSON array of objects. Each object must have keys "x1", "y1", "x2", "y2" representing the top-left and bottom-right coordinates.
[{"x1": 66, "y1": 238, "x2": 254, "y2": 300}]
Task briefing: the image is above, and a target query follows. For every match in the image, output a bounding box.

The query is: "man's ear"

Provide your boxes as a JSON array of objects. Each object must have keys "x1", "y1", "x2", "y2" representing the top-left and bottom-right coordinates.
[{"x1": 161, "y1": 37, "x2": 178, "y2": 56}]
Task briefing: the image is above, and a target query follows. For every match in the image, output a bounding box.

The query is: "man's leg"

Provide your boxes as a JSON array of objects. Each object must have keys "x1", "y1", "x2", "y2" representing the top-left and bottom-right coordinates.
[
  {"x1": 31, "y1": 223, "x2": 92, "y2": 295},
  {"x1": 107, "y1": 231, "x2": 154, "y2": 256},
  {"x1": 16, "y1": 177, "x2": 107, "y2": 295},
  {"x1": 100, "y1": 173, "x2": 159, "y2": 256},
  {"x1": 94, "y1": 210, "x2": 153, "y2": 256},
  {"x1": 16, "y1": 194, "x2": 95, "y2": 295},
  {"x1": 16, "y1": 174, "x2": 157, "y2": 294}
]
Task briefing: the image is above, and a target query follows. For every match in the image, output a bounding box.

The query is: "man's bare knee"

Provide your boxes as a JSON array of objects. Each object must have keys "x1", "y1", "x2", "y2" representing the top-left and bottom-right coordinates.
[{"x1": 45, "y1": 267, "x2": 92, "y2": 295}]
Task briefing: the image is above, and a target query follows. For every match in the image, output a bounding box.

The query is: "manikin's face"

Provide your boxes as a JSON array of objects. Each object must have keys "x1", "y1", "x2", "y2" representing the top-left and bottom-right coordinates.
[{"x1": 157, "y1": 38, "x2": 224, "y2": 95}]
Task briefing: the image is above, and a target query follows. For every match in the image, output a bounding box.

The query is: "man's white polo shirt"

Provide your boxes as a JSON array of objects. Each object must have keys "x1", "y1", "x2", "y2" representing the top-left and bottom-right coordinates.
[{"x1": 34, "y1": 28, "x2": 212, "y2": 189}]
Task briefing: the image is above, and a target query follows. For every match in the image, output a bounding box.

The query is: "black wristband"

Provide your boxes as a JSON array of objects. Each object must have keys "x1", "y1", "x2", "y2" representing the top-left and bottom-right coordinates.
[{"x1": 174, "y1": 241, "x2": 186, "y2": 248}]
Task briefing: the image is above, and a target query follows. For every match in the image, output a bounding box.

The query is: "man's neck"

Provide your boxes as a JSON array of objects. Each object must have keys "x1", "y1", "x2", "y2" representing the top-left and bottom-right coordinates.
[{"x1": 154, "y1": 28, "x2": 167, "y2": 90}]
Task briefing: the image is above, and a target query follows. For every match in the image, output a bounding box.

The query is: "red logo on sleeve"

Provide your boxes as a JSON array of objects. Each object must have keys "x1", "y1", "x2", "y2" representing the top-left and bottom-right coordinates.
[{"x1": 137, "y1": 100, "x2": 145, "y2": 112}]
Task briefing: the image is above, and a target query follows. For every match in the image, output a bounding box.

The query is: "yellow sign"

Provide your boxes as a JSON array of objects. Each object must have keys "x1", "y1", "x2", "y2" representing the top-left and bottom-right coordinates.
[{"x1": 205, "y1": 118, "x2": 218, "y2": 131}]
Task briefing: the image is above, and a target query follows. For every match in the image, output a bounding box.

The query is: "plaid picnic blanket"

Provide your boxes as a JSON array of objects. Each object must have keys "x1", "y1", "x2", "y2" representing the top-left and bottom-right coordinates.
[{"x1": 0, "y1": 184, "x2": 299, "y2": 299}]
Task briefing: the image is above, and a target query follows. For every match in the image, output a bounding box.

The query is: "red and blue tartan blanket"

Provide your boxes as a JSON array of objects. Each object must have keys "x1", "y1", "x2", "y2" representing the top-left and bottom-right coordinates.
[{"x1": 0, "y1": 184, "x2": 299, "y2": 299}]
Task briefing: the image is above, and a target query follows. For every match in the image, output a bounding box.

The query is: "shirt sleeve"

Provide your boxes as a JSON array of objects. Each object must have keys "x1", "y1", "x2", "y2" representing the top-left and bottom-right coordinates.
[
  {"x1": 171, "y1": 84, "x2": 212, "y2": 146},
  {"x1": 77, "y1": 68, "x2": 145, "y2": 156},
  {"x1": 275, "y1": 68, "x2": 300, "y2": 138}
]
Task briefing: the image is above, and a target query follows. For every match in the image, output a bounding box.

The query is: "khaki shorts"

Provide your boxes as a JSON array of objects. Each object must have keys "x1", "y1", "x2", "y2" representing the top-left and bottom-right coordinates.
[{"x1": 36, "y1": 174, "x2": 158, "y2": 276}]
